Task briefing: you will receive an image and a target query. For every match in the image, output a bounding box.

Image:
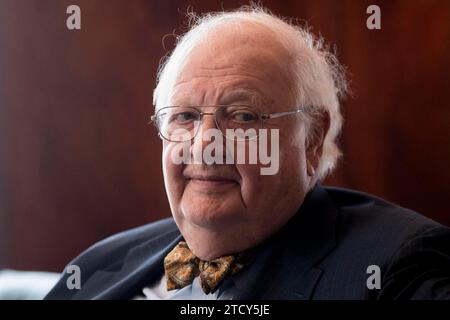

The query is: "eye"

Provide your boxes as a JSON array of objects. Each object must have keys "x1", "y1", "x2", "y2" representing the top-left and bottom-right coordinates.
[
  {"x1": 170, "y1": 111, "x2": 198, "y2": 124},
  {"x1": 229, "y1": 110, "x2": 259, "y2": 123}
]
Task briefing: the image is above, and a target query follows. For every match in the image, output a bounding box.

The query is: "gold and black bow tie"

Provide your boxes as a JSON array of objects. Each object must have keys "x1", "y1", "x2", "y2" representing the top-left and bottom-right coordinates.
[{"x1": 163, "y1": 241, "x2": 255, "y2": 294}]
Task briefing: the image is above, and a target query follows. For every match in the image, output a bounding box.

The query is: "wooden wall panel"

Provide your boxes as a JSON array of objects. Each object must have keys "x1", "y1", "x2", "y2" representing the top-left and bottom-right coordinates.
[{"x1": 0, "y1": 0, "x2": 449, "y2": 271}]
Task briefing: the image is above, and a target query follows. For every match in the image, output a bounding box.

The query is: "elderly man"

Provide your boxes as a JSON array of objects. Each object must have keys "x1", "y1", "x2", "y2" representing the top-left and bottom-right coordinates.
[{"x1": 46, "y1": 7, "x2": 450, "y2": 300}]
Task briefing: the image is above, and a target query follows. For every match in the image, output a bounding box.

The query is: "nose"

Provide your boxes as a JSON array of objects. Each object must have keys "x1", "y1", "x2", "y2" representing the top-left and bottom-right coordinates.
[{"x1": 190, "y1": 112, "x2": 225, "y2": 165}]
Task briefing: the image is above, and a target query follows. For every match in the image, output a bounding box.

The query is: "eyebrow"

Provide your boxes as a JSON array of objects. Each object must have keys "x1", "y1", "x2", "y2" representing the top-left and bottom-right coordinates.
[{"x1": 218, "y1": 88, "x2": 264, "y2": 107}]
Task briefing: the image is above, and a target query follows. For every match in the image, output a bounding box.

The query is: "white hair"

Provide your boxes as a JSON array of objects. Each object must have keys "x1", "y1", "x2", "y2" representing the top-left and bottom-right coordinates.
[{"x1": 153, "y1": 5, "x2": 347, "y2": 181}]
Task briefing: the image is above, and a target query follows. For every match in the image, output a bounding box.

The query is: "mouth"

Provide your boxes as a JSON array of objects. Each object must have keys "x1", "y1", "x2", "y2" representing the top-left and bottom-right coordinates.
[{"x1": 186, "y1": 174, "x2": 239, "y2": 192}]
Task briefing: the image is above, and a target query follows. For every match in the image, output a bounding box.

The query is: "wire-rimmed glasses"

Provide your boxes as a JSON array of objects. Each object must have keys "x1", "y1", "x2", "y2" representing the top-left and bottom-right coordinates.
[{"x1": 149, "y1": 105, "x2": 307, "y2": 142}]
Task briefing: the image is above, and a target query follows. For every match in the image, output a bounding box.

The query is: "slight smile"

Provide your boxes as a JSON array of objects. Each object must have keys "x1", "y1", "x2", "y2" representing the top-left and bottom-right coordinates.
[{"x1": 188, "y1": 175, "x2": 239, "y2": 192}]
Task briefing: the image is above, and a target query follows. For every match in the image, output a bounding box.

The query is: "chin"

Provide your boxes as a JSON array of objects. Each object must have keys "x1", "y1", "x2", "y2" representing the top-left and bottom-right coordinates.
[
  {"x1": 180, "y1": 202, "x2": 242, "y2": 229},
  {"x1": 185, "y1": 210, "x2": 237, "y2": 228},
  {"x1": 180, "y1": 193, "x2": 242, "y2": 222}
]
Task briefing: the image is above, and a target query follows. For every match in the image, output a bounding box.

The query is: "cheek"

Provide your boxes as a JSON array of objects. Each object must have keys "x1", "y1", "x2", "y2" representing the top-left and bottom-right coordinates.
[
  {"x1": 162, "y1": 143, "x2": 185, "y2": 203},
  {"x1": 236, "y1": 164, "x2": 264, "y2": 202},
  {"x1": 237, "y1": 141, "x2": 308, "y2": 210}
]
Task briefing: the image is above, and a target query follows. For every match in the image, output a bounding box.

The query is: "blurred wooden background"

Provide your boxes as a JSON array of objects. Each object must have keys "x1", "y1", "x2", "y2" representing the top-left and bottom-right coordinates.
[{"x1": 0, "y1": 0, "x2": 449, "y2": 271}]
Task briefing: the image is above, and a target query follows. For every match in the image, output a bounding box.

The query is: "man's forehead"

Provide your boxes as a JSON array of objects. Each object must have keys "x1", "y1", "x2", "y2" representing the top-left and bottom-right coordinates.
[
  {"x1": 171, "y1": 86, "x2": 268, "y2": 107},
  {"x1": 163, "y1": 22, "x2": 295, "y2": 109}
]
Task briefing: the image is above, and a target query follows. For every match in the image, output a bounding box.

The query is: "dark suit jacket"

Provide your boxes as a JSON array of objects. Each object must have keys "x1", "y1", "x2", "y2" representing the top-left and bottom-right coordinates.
[{"x1": 45, "y1": 185, "x2": 450, "y2": 299}]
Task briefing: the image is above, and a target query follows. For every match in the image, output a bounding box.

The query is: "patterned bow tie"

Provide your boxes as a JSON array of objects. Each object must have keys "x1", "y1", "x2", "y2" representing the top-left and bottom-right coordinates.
[{"x1": 164, "y1": 241, "x2": 255, "y2": 294}]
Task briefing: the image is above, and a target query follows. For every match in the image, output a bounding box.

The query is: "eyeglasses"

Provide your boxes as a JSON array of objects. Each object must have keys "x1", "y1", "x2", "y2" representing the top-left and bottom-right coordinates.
[{"x1": 149, "y1": 105, "x2": 307, "y2": 142}]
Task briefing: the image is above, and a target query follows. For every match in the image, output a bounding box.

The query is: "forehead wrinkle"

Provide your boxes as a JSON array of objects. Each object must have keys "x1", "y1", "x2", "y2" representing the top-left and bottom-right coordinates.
[
  {"x1": 171, "y1": 77, "x2": 271, "y2": 107},
  {"x1": 218, "y1": 88, "x2": 264, "y2": 107},
  {"x1": 174, "y1": 67, "x2": 272, "y2": 86}
]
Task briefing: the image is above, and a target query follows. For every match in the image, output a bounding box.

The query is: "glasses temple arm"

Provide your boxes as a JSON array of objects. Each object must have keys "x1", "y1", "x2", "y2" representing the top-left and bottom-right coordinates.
[{"x1": 263, "y1": 108, "x2": 305, "y2": 120}]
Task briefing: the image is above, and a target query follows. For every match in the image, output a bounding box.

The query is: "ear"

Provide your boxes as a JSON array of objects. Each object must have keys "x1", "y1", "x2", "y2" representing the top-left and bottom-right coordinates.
[{"x1": 306, "y1": 111, "x2": 330, "y2": 177}]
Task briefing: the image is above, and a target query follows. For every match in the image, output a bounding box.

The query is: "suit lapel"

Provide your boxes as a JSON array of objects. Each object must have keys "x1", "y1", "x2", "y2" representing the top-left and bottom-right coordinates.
[{"x1": 73, "y1": 229, "x2": 183, "y2": 299}]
